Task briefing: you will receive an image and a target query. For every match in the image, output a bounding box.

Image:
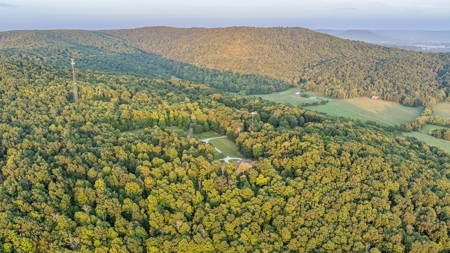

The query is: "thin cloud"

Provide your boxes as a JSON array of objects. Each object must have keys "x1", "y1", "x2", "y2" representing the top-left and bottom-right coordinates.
[{"x1": 0, "y1": 3, "x2": 17, "y2": 7}]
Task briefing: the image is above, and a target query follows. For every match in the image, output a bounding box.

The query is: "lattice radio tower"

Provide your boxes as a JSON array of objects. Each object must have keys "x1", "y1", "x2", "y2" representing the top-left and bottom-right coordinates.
[{"x1": 71, "y1": 59, "x2": 79, "y2": 102}]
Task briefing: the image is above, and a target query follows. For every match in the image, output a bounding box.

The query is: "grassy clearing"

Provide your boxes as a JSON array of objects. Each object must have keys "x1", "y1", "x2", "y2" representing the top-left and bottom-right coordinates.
[
  {"x1": 254, "y1": 87, "x2": 332, "y2": 106},
  {"x1": 209, "y1": 138, "x2": 243, "y2": 158},
  {"x1": 165, "y1": 126, "x2": 187, "y2": 136},
  {"x1": 403, "y1": 132, "x2": 450, "y2": 153},
  {"x1": 165, "y1": 126, "x2": 221, "y2": 139},
  {"x1": 166, "y1": 126, "x2": 237, "y2": 159},
  {"x1": 192, "y1": 131, "x2": 222, "y2": 139},
  {"x1": 170, "y1": 76, "x2": 182, "y2": 81},
  {"x1": 214, "y1": 152, "x2": 226, "y2": 160},
  {"x1": 121, "y1": 129, "x2": 145, "y2": 135},
  {"x1": 433, "y1": 103, "x2": 450, "y2": 119},
  {"x1": 420, "y1": 124, "x2": 450, "y2": 134},
  {"x1": 256, "y1": 88, "x2": 423, "y2": 126}
]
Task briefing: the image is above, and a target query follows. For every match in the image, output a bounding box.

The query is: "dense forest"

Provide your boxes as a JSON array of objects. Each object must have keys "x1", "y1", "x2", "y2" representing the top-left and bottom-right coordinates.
[
  {"x1": 2, "y1": 27, "x2": 450, "y2": 104},
  {"x1": 1, "y1": 50, "x2": 450, "y2": 252},
  {"x1": 0, "y1": 30, "x2": 291, "y2": 95},
  {"x1": 104, "y1": 26, "x2": 450, "y2": 105}
]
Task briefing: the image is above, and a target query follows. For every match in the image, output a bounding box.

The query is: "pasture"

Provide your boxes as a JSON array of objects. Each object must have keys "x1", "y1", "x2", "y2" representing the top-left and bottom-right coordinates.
[
  {"x1": 403, "y1": 132, "x2": 450, "y2": 153},
  {"x1": 420, "y1": 124, "x2": 450, "y2": 134},
  {"x1": 256, "y1": 88, "x2": 423, "y2": 126},
  {"x1": 433, "y1": 103, "x2": 450, "y2": 119}
]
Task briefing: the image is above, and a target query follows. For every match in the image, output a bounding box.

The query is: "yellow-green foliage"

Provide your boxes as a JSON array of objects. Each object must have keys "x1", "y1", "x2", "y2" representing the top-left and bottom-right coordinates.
[{"x1": 0, "y1": 58, "x2": 449, "y2": 253}]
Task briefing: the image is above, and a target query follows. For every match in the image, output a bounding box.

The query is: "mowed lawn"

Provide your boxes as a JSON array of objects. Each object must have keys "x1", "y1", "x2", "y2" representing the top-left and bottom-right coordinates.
[
  {"x1": 432, "y1": 103, "x2": 450, "y2": 119},
  {"x1": 209, "y1": 138, "x2": 243, "y2": 158},
  {"x1": 166, "y1": 127, "x2": 239, "y2": 159},
  {"x1": 403, "y1": 132, "x2": 450, "y2": 153},
  {"x1": 256, "y1": 88, "x2": 423, "y2": 126}
]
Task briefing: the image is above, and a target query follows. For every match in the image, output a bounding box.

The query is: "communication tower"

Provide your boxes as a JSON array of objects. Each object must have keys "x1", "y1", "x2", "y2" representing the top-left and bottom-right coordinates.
[{"x1": 71, "y1": 59, "x2": 78, "y2": 102}]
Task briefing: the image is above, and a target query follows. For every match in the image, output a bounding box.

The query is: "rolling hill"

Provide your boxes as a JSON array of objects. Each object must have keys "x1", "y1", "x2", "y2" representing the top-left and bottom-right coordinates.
[
  {"x1": 336, "y1": 30, "x2": 399, "y2": 43},
  {"x1": 1, "y1": 27, "x2": 450, "y2": 105},
  {"x1": 0, "y1": 30, "x2": 290, "y2": 94},
  {"x1": 103, "y1": 26, "x2": 450, "y2": 105}
]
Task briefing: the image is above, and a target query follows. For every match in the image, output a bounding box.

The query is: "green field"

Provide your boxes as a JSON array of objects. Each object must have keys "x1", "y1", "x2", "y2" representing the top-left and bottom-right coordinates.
[
  {"x1": 403, "y1": 132, "x2": 450, "y2": 153},
  {"x1": 165, "y1": 127, "x2": 242, "y2": 158},
  {"x1": 420, "y1": 124, "x2": 450, "y2": 134},
  {"x1": 254, "y1": 87, "x2": 332, "y2": 105},
  {"x1": 209, "y1": 138, "x2": 243, "y2": 158},
  {"x1": 433, "y1": 103, "x2": 450, "y2": 119},
  {"x1": 166, "y1": 126, "x2": 221, "y2": 139},
  {"x1": 256, "y1": 88, "x2": 423, "y2": 126}
]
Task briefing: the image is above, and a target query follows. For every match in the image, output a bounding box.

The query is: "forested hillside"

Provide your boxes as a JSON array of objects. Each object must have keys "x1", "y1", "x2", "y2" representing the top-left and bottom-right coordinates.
[
  {"x1": 2, "y1": 27, "x2": 450, "y2": 104},
  {"x1": 104, "y1": 26, "x2": 450, "y2": 105},
  {"x1": 0, "y1": 30, "x2": 291, "y2": 95},
  {"x1": 1, "y1": 54, "x2": 450, "y2": 252}
]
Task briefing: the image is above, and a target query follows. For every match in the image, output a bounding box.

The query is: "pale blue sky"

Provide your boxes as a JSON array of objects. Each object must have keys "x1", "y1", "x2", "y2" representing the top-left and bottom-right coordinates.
[{"x1": 1, "y1": 0, "x2": 449, "y2": 31}]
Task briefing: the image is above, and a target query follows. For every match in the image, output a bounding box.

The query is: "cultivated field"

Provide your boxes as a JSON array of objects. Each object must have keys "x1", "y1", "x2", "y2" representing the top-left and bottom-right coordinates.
[
  {"x1": 433, "y1": 103, "x2": 450, "y2": 119},
  {"x1": 256, "y1": 88, "x2": 423, "y2": 126}
]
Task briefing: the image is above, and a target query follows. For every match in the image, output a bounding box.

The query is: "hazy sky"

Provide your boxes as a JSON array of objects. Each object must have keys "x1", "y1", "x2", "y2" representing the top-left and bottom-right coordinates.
[{"x1": 1, "y1": 0, "x2": 449, "y2": 31}]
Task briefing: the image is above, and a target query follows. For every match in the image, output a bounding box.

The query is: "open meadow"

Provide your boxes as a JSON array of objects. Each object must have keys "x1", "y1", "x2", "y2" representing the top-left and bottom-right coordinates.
[
  {"x1": 256, "y1": 88, "x2": 423, "y2": 126},
  {"x1": 256, "y1": 88, "x2": 450, "y2": 153},
  {"x1": 433, "y1": 103, "x2": 450, "y2": 119},
  {"x1": 420, "y1": 124, "x2": 450, "y2": 134},
  {"x1": 403, "y1": 132, "x2": 450, "y2": 153}
]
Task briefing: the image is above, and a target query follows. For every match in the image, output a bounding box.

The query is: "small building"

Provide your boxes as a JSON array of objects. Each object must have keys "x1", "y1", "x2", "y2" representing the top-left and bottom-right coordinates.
[
  {"x1": 371, "y1": 96, "x2": 379, "y2": 100},
  {"x1": 294, "y1": 92, "x2": 301, "y2": 97}
]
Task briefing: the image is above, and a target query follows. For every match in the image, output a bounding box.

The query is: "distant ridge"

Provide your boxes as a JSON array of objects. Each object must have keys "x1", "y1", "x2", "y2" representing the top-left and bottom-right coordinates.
[
  {"x1": 336, "y1": 30, "x2": 399, "y2": 43},
  {"x1": 315, "y1": 29, "x2": 344, "y2": 36}
]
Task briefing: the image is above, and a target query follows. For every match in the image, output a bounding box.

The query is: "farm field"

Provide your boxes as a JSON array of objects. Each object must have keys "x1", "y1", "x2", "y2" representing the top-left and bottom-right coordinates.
[
  {"x1": 403, "y1": 132, "x2": 450, "y2": 153},
  {"x1": 256, "y1": 88, "x2": 423, "y2": 126},
  {"x1": 432, "y1": 103, "x2": 450, "y2": 119}
]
